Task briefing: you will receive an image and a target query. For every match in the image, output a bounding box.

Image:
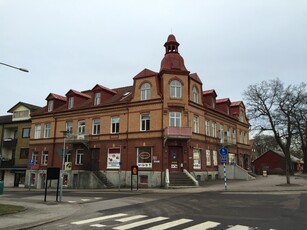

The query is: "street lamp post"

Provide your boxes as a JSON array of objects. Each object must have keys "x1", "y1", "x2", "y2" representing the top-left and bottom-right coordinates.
[
  {"x1": 0, "y1": 62, "x2": 29, "y2": 72},
  {"x1": 59, "y1": 131, "x2": 67, "y2": 202}
]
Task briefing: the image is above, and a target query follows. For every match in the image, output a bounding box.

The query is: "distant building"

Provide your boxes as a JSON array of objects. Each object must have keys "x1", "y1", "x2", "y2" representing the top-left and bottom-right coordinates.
[
  {"x1": 252, "y1": 149, "x2": 304, "y2": 174},
  {"x1": 28, "y1": 34, "x2": 251, "y2": 188},
  {"x1": 0, "y1": 102, "x2": 41, "y2": 187}
]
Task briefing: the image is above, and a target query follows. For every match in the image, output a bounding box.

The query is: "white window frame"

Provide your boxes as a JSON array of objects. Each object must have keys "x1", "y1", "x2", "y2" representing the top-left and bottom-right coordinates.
[
  {"x1": 111, "y1": 117, "x2": 120, "y2": 134},
  {"x1": 32, "y1": 151, "x2": 38, "y2": 164},
  {"x1": 34, "y1": 124, "x2": 41, "y2": 139},
  {"x1": 233, "y1": 129, "x2": 237, "y2": 144},
  {"x1": 41, "y1": 150, "x2": 48, "y2": 165},
  {"x1": 206, "y1": 149, "x2": 211, "y2": 166},
  {"x1": 66, "y1": 121, "x2": 73, "y2": 134},
  {"x1": 78, "y1": 120, "x2": 85, "y2": 135},
  {"x1": 92, "y1": 119, "x2": 100, "y2": 135},
  {"x1": 48, "y1": 100, "x2": 54, "y2": 112},
  {"x1": 65, "y1": 150, "x2": 71, "y2": 163},
  {"x1": 140, "y1": 113, "x2": 150, "y2": 131},
  {"x1": 193, "y1": 115, "x2": 199, "y2": 133},
  {"x1": 94, "y1": 92, "x2": 101, "y2": 105},
  {"x1": 75, "y1": 149, "x2": 84, "y2": 165},
  {"x1": 44, "y1": 123, "x2": 51, "y2": 138},
  {"x1": 192, "y1": 87, "x2": 199, "y2": 103},
  {"x1": 212, "y1": 122, "x2": 217, "y2": 138},
  {"x1": 68, "y1": 97, "x2": 74, "y2": 109},
  {"x1": 213, "y1": 150, "x2": 218, "y2": 166},
  {"x1": 220, "y1": 125, "x2": 224, "y2": 143},
  {"x1": 170, "y1": 80, "x2": 182, "y2": 98},
  {"x1": 141, "y1": 83, "x2": 151, "y2": 100},
  {"x1": 205, "y1": 120, "x2": 210, "y2": 136},
  {"x1": 169, "y1": 112, "x2": 181, "y2": 127}
]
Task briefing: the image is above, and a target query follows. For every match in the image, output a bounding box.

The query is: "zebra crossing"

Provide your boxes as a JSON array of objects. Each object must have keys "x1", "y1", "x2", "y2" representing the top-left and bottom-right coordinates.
[{"x1": 70, "y1": 213, "x2": 277, "y2": 230}]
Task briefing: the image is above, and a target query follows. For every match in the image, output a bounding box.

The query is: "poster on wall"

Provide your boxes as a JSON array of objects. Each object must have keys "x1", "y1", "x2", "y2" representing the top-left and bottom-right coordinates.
[
  {"x1": 193, "y1": 149, "x2": 201, "y2": 169},
  {"x1": 107, "y1": 148, "x2": 121, "y2": 169}
]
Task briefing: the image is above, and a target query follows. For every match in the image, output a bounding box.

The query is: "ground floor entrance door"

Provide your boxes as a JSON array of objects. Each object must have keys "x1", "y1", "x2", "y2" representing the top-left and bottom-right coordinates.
[
  {"x1": 91, "y1": 148, "x2": 100, "y2": 171},
  {"x1": 168, "y1": 146, "x2": 183, "y2": 172}
]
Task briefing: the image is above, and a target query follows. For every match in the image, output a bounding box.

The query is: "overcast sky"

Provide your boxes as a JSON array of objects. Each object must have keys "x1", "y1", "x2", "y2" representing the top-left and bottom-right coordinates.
[{"x1": 1, "y1": 0, "x2": 306, "y2": 115}]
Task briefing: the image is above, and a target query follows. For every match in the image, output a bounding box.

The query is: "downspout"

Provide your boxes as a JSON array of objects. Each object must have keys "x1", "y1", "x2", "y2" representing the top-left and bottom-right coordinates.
[{"x1": 51, "y1": 115, "x2": 57, "y2": 167}]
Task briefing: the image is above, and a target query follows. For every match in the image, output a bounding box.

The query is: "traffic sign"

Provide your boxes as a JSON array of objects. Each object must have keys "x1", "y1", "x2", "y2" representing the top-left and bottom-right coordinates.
[
  {"x1": 221, "y1": 155, "x2": 227, "y2": 163},
  {"x1": 219, "y1": 147, "x2": 228, "y2": 156}
]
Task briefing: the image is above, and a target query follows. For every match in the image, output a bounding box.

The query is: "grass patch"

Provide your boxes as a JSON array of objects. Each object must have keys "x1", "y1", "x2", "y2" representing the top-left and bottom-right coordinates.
[{"x1": 0, "y1": 203, "x2": 25, "y2": 215}]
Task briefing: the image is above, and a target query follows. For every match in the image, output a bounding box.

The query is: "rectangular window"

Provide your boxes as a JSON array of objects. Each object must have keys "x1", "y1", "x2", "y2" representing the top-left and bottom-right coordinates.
[
  {"x1": 169, "y1": 112, "x2": 181, "y2": 127},
  {"x1": 212, "y1": 122, "x2": 217, "y2": 138},
  {"x1": 44, "y1": 123, "x2": 51, "y2": 138},
  {"x1": 111, "y1": 117, "x2": 120, "y2": 133},
  {"x1": 205, "y1": 120, "x2": 210, "y2": 136},
  {"x1": 137, "y1": 147, "x2": 152, "y2": 168},
  {"x1": 22, "y1": 128, "x2": 31, "y2": 138},
  {"x1": 94, "y1": 92, "x2": 101, "y2": 105},
  {"x1": 92, "y1": 119, "x2": 101, "y2": 135},
  {"x1": 233, "y1": 129, "x2": 236, "y2": 144},
  {"x1": 41, "y1": 151, "x2": 48, "y2": 165},
  {"x1": 32, "y1": 151, "x2": 38, "y2": 164},
  {"x1": 107, "y1": 148, "x2": 121, "y2": 169},
  {"x1": 66, "y1": 121, "x2": 73, "y2": 134},
  {"x1": 48, "y1": 100, "x2": 54, "y2": 112},
  {"x1": 140, "y1": 113, "x2": 150, "y2": 131},
  {"x1": 213, "y1": 150, "x2": 218, "y2": 166},
  {"x1": 219, "y1": 125, "x2": 224, "y2": 143},
  {"x1": 240, "y1": 131, "x2": 243, "y2": 143},
  {"x1": 206, "y1": 149, "x2": 211, "y2": 166},
  {"x1": 193, "y1": 115, "x2": 199, "y2": 133},
  {"x1": 65, "y1": 150, "x2": 71, "y2": 163},
  {"x1": 193, "y1": 149, "x2": 201, "y2": 169},
  {"x1": 20, "y1": 148, "x2": 29, "y2": 159},
  {"x1": 34, "y1": 124, "x2": 41, "y2": 139},
  {"x1": 78, "y1": 120, "x2": 85, "y2": 135},
  {"x1": 68, "y1": 97, "x2": 74, "y2": 109},
  {"x1": 227, "y1": 128, "x2": 231, "y2": 143},
  {"x1": 75, "y1": 149, "x2": 84, "y2": 165}
]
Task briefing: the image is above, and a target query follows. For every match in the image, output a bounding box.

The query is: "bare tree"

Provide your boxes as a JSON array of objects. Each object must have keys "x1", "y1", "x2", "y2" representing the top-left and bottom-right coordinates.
[
  {"x1": 253, "y1": 134, "x2": 280, "y2": 156},
  {"x1": 244, "y1": 79, "x2": 306, "y2": 184}
]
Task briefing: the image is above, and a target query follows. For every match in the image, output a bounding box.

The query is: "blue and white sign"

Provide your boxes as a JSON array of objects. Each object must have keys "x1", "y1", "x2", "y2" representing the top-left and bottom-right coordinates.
[
  {"x1": 29, "y1": 159, "x2": 34, "y2": 167},
  {"x1": 219, "y1": 147, "x2": 228, "y2": 156},
  {"x1": 220, "y1": 155, "x2": 227, "y2": 163}
]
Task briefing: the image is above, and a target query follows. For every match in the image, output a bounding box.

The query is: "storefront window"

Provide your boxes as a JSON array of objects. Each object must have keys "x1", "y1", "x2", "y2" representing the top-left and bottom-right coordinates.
[
  {"x1": 206, "y1": 149, "x2": 211, "y2": 166},
  {"x1": 107, "y1": 148, "x2": 121, "y2": 169},
  {"x1": 193, "y1": 149, "x2": 201, "y2": 169},
  {"x1": 137, "y1": 147, "x2": 152, "y2": 168}
]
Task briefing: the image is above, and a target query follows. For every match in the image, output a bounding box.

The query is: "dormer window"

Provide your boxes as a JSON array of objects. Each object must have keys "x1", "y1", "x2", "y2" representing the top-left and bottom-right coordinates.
[
  {"x1": 48, "y1": 100, "x2": 54, "y2": 112},
  {"x1": 170, "y1": 80, "x2": 182, "y2": 98},
  {"x1": 94, "y1": 93, "x2": 101, "y2": 105},
  {"x1": 192, "y1": 87, "x2": 199, "y2": 103},
  {"x1": 141, "y1": 83, "x2": 151, "y2": 100},
  {"x1": 68, "y1": 97, "x2": 74, "y2": 109}
]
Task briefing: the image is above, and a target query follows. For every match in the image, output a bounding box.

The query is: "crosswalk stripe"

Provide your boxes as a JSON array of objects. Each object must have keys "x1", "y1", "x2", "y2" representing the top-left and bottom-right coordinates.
[
  {"x1": 183, "y1": 221, "x2": 220, "y2": 230},
  {"x1": 116, "y1": 215, "x2": 147, "y2": 222},
  {"x1": 90, "y1": 224, "x2": 106, "y2": 228},
  {"x1": 226, "y1": 225, "x2": 250, "y2": 230},
  {"x1": 71, "y1": 213, "x2": 127, "y2": 225},
  {"x1": 145, "y1": 218, "x2": 192, "y2": 230},
  {"x1": 113, "y1": 217, "x2": 169, "y2": 230}
]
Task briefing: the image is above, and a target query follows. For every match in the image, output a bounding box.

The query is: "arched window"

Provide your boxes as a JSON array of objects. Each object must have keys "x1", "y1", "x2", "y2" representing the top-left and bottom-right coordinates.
[
  {"x1": 141, "y1": 83, "x2": 151, "y2": 100},
  {"x1": 170, "y1": 80, "x2": 182, "y2": 98},
  {"x1": 192, "y1": 87, "x2": 199, "y2": 103}
]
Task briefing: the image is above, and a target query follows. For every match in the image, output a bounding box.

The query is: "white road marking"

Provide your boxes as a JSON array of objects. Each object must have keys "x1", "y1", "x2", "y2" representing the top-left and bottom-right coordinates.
[
  {"x1": 67, "y1": 201, "x2": 77, "y2": 203},
  {"x1": 146, "y1": 218, "x2": 192, "y2": 230},
  {"x1": 90, "y1": 223, "x2": 106, "y2": 228},
  {"x1": 116, "y1": 215, "x2": 147, "y2": 222},
  {"x1": 81, "y1": 198, "x2": 91, "y2": 202},
  {"x1": 183, "y1": 221, "x2": 220, "y2": 230},
  {"x1": 71, "y1": 213, "x2": 127, "y2": 225},
  {"x1": 226, "y1": 225, "x2": 251, "y2": 230},
  {"x1": 113, "y1": 217, "x2": 169, "y2": 230}
]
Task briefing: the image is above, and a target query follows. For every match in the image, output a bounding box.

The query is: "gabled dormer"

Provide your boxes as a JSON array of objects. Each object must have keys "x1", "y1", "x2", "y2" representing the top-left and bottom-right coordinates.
[
  {"x1": 8, "y1": 102, "x2": 42, "y2": 121},
  {"x1": 202, "y1": 89, "x2": 217, "y2": 108},
  {"x1": 92, "y1": 84, "x2": 117, "y2": 106},
  {"x1": 189, "y1": 73, "x2": 203, "y2": 104},
  {"x1": 131, "y1": 68, "x2": 159, "y2": 102},
  {"x1": 216, "y1": 98, "x2": 231, "y2": 115},
  {"x1": 65, "y1": 89, "x2": 91, "y2": 110},
  {"x1": 45, "y1": 93, "x2": 67, "y2": 112},
  {"x1": 230, "y1": 101, "x2": 248, "y2": 123}
]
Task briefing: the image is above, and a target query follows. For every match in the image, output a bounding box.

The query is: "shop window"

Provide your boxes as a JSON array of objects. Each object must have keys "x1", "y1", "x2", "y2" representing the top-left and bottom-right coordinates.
[{"x1": 137, "y1": 147, "x2": 152, "y2": 168}]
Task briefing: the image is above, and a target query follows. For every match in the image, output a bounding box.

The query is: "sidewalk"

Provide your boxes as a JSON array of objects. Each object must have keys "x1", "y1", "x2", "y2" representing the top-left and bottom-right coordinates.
[{"x1": 1, "y1": 174, "x2": 307, "y2": 230}]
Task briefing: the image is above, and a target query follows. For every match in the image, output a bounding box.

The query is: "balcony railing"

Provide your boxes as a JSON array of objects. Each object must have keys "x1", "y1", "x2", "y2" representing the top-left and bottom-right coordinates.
[
  {"x1": 164, "y1": 127, "x2": 192, "y2": 139},
  {"x1": 0, "y1": 159, "x2": 15, "y2": 168},
  {"x1": 65, "y1": 134, "x2": 89, "y2": 146},
  {"x1": 2, "y1": 138, "x2": 17, "y2": 148}
]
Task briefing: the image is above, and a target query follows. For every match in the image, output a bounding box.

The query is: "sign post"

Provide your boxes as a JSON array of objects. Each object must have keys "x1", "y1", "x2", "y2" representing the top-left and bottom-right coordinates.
[
  {"x1": 28, "y1": 159, "x2": 34, "y2": 191},
  {"x1": 131, "y1": 165, "x2": 138, "y2": 191},
  {"x1": 219, "y1": 147, "x2": 228, "y2": 191}
]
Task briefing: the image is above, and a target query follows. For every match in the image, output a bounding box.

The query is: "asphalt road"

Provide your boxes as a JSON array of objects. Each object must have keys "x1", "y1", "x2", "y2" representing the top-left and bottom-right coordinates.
[{"x1": 28, "y1": 190, "x2": 307, "y2": 230}]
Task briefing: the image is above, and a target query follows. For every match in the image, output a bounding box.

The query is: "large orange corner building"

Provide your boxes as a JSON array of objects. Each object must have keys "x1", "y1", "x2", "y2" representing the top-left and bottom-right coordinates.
[{"x1": 28, "y1": 35, "x2": 251, "y2": 188}]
